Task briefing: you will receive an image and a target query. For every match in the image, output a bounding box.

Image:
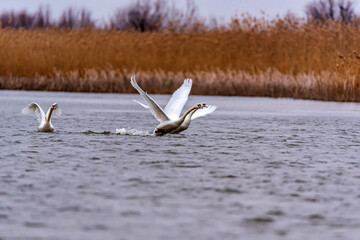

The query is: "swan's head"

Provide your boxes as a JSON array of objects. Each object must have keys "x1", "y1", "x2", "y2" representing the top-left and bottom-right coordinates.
[
  {"x1": 201, "y1": 103, "x2": 207, "y2": 108},
  {"x1": 50, "y1": 103, "x2": 62, "y2": 116},
  {"x1": 51, "y1": 103, "x2": 58, "y2": 110},
  {"x1": 195, "y1": 103, "x2": 203, "y2": 109}
]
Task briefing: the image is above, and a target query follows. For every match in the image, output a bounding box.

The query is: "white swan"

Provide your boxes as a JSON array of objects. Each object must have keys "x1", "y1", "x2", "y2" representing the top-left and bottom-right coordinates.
[
  {"x1": 22, "y1": 102, "x2": 61, "y2": 132},
  {"x1": 130, "y1": 76, "x2": 204, "y2": 136},
  {"x1": 133, "y1": 77, "x2": 217, "y2": 134}
]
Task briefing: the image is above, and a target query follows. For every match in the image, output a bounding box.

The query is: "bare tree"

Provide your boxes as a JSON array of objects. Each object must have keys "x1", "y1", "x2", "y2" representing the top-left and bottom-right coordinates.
[
  {"x1": 110, "y1": 0, "x2": 199, "y2": 32},
  {"x1": 0, "y1": 1, "x2": 201, "y2": 31},
  {"x1": 0, "y1": 12, "x2": 12, "y2": 28},
  {"x1": 32, "y1": 6, "x2": 52, "y2": 28},
  {"x1": 305, "y1": 0, "x2": 355, "y2": 23},
  {"x1": 13, "y1": 11, "x2": 34, "y2": 29},
  {"x1": 111, "y1": 0, "x2": 167, "y2": 31},
  {"x1": 58, "y1": 8, "x2": 94, "y2": 29},
  {"x1": 167, "y1": 0, "x2": 199, "y2": 32},
  {"x1": 0, "y1": 7, "x2": 93, "y2": 29},
  {"x1": 0, "y1": 7, "x2": 52, "y2": 29},
  {"x1": 339, "y1": 0, "x2": 355, "y2": 22},
  {"x1": 79, "y1": 9, "x2": 93, "y2": 28}
]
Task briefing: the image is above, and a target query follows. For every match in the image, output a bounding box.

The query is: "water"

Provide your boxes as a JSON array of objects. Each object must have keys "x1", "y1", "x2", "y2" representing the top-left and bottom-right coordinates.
[{"x1": 1, "y1": 90, "x2": 360, "y2": 240}]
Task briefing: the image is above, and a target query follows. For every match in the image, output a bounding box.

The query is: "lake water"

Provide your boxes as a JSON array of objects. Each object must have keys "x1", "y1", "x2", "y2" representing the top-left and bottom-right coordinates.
[{"x1": 1, "y1": 90, "x2": 360, "y2": 240}]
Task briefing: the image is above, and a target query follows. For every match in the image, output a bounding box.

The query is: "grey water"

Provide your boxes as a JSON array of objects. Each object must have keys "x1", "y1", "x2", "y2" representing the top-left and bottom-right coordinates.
[{"x1": 1, "y1": 90, "x2": 360, "y2": 240}]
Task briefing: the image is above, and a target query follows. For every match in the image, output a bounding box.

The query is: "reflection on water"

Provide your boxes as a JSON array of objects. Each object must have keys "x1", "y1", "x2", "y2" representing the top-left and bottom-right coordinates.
[{"x1": 1, "y1": 90, "x2": 360, "y2": 240}]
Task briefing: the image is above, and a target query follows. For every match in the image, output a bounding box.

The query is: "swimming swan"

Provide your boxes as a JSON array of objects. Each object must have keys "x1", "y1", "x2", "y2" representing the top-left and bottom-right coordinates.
[
  {"x1": 22, "y1": 102, "x2": 61, "y2": 132},
  {"x1": 133, "y1": 77, "x2": 216, "y2": 133},
  {"x1": 130, "y1": 76, "x2": 204, "y2": 136}
]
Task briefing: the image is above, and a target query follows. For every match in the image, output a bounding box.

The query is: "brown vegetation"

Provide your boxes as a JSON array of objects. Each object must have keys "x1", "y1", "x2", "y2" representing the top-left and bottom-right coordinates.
[
  {"x1": 2, "y1": 69, "x2": 359, "y2": 101},
  {"x1": 2, "y1": 15, "x2": 360, "y2": 101}
]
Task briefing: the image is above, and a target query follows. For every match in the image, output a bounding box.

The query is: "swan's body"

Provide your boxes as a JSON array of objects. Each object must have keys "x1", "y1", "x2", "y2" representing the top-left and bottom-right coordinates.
[
  {"x1": 132, "y1": 77, "x2": 216, "y2": 134},
  {"x1": 130, "y1": 76, "x2": 203, "y2": 136},
  {"x1": 22, "y1": 103, "x2": 61, "y2": 132}
]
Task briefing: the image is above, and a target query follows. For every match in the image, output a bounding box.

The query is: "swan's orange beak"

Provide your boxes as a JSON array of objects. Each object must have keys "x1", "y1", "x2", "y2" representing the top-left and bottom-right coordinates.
[
  {"x1": 52, "y1": 106, "x2": 56, "y2": 109},
  {"x1": 202, "y1": 104, "x2": 207, "y2": 108}
]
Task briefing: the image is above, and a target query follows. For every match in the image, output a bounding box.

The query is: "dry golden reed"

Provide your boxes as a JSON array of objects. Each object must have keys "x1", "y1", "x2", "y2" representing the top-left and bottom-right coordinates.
[
  {"x1": 2, "y1": 17, "x2": 360, "y2": 101},
  {"x1": 2, "y1": 69, "x2": 360, "y2": 101}
]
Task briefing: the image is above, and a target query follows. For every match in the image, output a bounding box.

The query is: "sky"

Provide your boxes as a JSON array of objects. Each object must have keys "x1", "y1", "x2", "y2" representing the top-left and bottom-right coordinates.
[{"x1": 0, "y1": 0, "x2": 359, "y2": 22}]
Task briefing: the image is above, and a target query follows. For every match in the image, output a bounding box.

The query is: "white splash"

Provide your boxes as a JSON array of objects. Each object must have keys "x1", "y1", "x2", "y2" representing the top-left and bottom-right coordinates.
[{"x1": 115, "y1": 128, "x2": 152, "y2": 136}]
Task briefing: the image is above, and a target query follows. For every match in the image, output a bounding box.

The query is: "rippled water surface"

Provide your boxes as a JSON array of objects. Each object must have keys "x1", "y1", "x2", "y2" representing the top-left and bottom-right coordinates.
[{"x1": 1, "y1": 90, "x2": 360, "y2": 240}]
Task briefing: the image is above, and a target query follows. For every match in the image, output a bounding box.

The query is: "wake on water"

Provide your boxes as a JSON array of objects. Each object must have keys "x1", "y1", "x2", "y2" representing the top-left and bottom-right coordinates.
[
  {"x1": 79, "y1": 129, "x2": 152, "y2": 136},
  {"x1": 115, "y1": 128, "x2": 153, "y2": 136}
]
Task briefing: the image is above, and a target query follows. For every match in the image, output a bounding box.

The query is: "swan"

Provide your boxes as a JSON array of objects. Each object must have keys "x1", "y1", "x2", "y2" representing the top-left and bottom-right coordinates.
[
  {"x1": 154, "y1": 103, "x2": 203, "y2": 136},
  {"x1": 22, "y1": 102, "x2": 61, "y2": 132},
  {"x1": 133, "y1": 77, "x2": 217, "y2": 134},
  {"x1": 130, "y1": 76, "x2": 204, "y2": 136}
]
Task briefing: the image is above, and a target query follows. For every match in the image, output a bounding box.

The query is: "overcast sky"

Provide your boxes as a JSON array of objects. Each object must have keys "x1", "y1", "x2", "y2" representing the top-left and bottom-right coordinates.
[{"x1": 0, "y1": 0, "x2": 359, "y2": 21}]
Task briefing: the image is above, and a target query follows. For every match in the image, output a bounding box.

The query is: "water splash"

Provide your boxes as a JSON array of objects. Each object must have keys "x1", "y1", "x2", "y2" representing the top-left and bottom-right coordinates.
[{"x1": 115, "y1": 128, "x2": 152, "y2": 136}]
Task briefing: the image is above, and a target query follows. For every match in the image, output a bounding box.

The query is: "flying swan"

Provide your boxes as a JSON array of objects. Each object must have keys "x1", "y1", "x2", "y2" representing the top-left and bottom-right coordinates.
[
  {"x1": 22, "y1": 102, "x2": 61, "y2": 132},
  {"x1": 132, "y1": 77, "x2": 216, "y2": 134},
  {"x1": 130, "y1": 76, "x2": 205, "y2": 136}
]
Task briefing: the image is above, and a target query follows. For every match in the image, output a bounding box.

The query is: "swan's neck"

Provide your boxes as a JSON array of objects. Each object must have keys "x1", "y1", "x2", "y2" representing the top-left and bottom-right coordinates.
[
  {"x1": 187, "y1": 108, "x2": 198, "y2": 120},
  {"x1": 46, "y1": 108, "x2": 54, "y2": 122},
  {"x1": 182, "y1": 108, "x2": 197, "y2": 126},
  {"x1": 176, "y1": 106, "x2": 197, "y2": 125}
]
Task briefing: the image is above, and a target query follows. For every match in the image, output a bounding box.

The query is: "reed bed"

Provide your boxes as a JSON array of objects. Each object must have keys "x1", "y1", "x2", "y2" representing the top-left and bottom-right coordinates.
[
  {"x1": 2, "y1": 17, "x2": 360, "y2": 101},
  {"x1": 2, "y1": 69, "x2": 360, "y2": 101}
]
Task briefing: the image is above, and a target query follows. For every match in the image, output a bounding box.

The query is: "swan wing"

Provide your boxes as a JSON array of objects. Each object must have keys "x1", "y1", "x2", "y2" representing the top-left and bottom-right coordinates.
[
  {"x1": 22, "y1": 102, "x2": 45, "y2": 124},
  {"x1": 53, "y1": 103, "x2": 62, "y2": 116},
  {"x1": 191, "y1": 105, "x2": 217, "y2": 120},
  {"x1": 164, "y1": 78, "x2": 192, "y2": 119},
  {"x1": 130, "y1": 76, "x2": 170, "y2": 123},
  {"x1": 54, "y1": 107, "x2": 62, "y2": 116},
  {"x1": 133, "y1": 99, "x2": 150, "y2": 109}
]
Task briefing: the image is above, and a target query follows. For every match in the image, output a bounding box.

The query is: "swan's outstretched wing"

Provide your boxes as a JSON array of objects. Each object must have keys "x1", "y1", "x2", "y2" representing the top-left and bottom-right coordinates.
[
  {"x1": 133, "y1": 100, "x2": 150, "y2": 109},
  {"x1": 130, "y1": 76, "x2": 170, "y2": 123},
  {"x1": 191, "y1": 105, "x2": 217, "y2": 120},
  {"x1": 22, "y1": 102, "x2": 45, "y2": 124},
  {"x1": 53, "y1": 103, "x2": 62, "y2": 116},
  {"x1": 132, "y1": 78, "x2": 192, "y2": 120},
  {"x1": 164, "y1": 78, "x2": 192, "y2": 120},
  {"x1": 54, "y1": 107, "x2": 62, "y2": 116}
]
